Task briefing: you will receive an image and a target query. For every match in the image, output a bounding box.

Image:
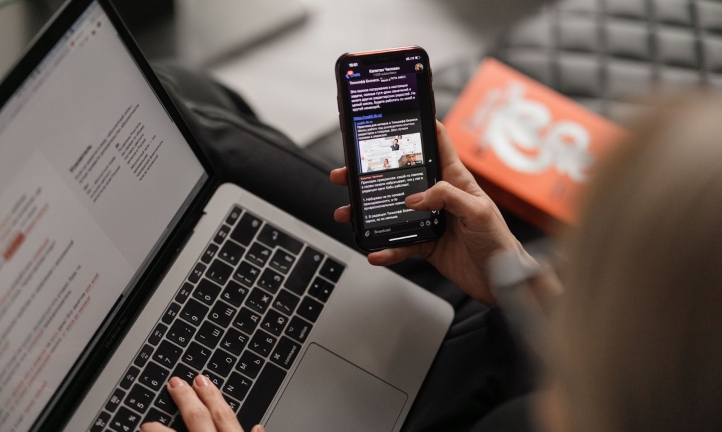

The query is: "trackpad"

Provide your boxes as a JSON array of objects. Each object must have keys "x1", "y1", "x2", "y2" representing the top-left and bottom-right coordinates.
[{"x1": 265, "y1": 344, "x2": 407, "y2": 431}]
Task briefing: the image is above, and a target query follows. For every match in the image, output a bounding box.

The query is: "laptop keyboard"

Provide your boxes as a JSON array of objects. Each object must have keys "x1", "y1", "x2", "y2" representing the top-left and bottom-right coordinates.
[{"x1": 90, "y1": 205, "x2": 345, "y2": 432}]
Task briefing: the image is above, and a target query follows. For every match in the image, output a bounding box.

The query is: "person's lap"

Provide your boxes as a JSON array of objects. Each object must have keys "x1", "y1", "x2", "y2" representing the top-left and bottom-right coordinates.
[{"x1": 154, "y1": 63, "x2": 534, "y2": 432}]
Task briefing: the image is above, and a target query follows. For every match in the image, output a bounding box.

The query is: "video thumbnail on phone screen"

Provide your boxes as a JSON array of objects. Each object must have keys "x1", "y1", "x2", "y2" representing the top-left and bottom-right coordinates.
[{"x1": 344, "y1": 60, "x2": 433, "y2": 230}]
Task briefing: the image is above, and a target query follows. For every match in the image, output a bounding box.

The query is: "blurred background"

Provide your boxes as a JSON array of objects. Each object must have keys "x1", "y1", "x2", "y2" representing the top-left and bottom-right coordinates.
[
  {"x1": 2, "y1": 0, "x2": 721, "y2": 174},
  {"x1": 0, "y1": 0, "x2": 550, "y2": 146}
]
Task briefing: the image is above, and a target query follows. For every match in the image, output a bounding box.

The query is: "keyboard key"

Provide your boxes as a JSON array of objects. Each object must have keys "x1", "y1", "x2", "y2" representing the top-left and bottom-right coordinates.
[
  {"x1": 257, "y1": 224, "x2": 303, "y2": 255},
  {"x1": 220, "y1": 328, "x2": 248, "y2": 355},
  {"x1": 182, "y1": 342, "x2": 211, "y2": 370},
  {"x1": 153, "y1": 340, "x2": 183, "y2": 369},
  {"x1": 232, "y1": 261, "x2": 261, "y2": 287},
  {"x1": 193, "y1": 279, "x2": 222, "y2": 306},
  {"x1": 237, "y1": 364, "x2": 287, "y2": 432},
  {"x1": 269, "y1": 249, "x2": 295, "y2": 274},
  {"x1": 194, "y1": 321, "x2": 224, "y2": 349},
  {"x1": 245, "y1": 242, "x2": 271, "y2": 267},
  {"x1": 143, "y1": 408, "x2": 172, "y2": 427},
  {"x1": 218, "y1": 241, "x2": 245, "y2": 266},
  {"x1": 161, "y1": 303, "x2": 181, "y2": 325},
  {"x1": 175, "y1": 282, "x2": 193, "y2": 304},
  {"x1": 154, "y1": 388, "x2": 177, "y2": 414},
  {"x1": 134, "y1": 345, "x2": 154, "y2": 368},
  {"x1": 148, "y1": 323, "x2": 167, "y2": 346},
  {"x1": 213, "y1": 225, "x2": 231, "y2": 244},
  {"x1": 201, "y1": 369, "x2": 225, "y2": 388},
  {"x1": 171, "y1": 416, "x2": 190, "y2": 432},
  {"x1": 172, "y1": 363, "x2": 198, "y2": 385},
  {"x1": 207, "y1": 349, "x2": 236, "y2": 377},
  {"x1": 180, "y1": 298, "x2": 209, "y2": 326},
  {"x1": 223, "y1": 372, "x2": 253, "y2": 402},
  {"x1": 319, "y1": 258, "x2": 345, "y2": 282},
  {"x1": 124, "y1": 384, "x2": 154, "y2": 414},
  {"x1": 233, "y1": 308, "x2": 261, "y2": 334},
  {"x1": 139, "y1": 362, "x2": 169, "y2": 391},
  {"x1": 220, "y1": 281, "x2": 249, "y2": 307},
  {"x1": 208, "y1": 301, "x2": 237, "y2": 328},
  {"x1": 261, "y1": 309, "x2": 288, "y2": 336},
  {"x1": 206, "y1": 260, "x2": 233, "y2": 286},
  {"x1": 105, "y1": 388, "x2": 125, "y2": 413},
  {"x1": 201, "y1": 243, "x2": 218, "y2": 264},
  {"x1": 167, "y1": 320, "x2": 195, "y2": 347},
  {"x1": 308, "y1": 277, "x2": 335, "y2": 303},
  {"x1": 226, "y1": 206, "x2": 242, "y2": 226},
  {"x1": 257, "y1": 268, "x2": 283, "y2": 294},
  {"x1": 120, "y1": 366, "x2": 141, "y2": 390},
  {"x1": 236, "y1": 350, "x2": 264, "y2": 379},
  {"x1": 285, "y1": 316, "x2": 313, "y2": 343},
  {"x1": 273, "y1": 290, "x2": 300, "y2": 316},
  {"x1": 224, "y1": 395, "x2": 241, "y2": 413},
  {"x1": 297, "y1": 296, "x2": 324, "y2": 323},
  {"x1": 91, "y1": 411, "x2": 110, "y2": 432},
  {"x1": 284, "y1": 247, "x2": 323, "y2": 295},
  {"x1": 270, "y1": 336, "x2": 301, "y2": 369},
  {"x1": 188, "y1": 263, "x2": 206, "y2": 283},
  {"x1": 249, "y1": 330, "x2": 277, "y2": 357},
  {"x1": 109, "y1": 406, "x2": 141, "y2": 432},
  {"x1": 245, "y1": 288, "x2": 272, "y2": 314},
  {"x1": 230, "y1": 213, "x2": 262, "y2": 246}
]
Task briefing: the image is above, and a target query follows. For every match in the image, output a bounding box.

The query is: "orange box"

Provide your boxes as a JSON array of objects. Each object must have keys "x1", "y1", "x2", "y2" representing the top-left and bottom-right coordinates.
[{"x1": 443, "y1": 58, "x2": 627, "y2": 232}]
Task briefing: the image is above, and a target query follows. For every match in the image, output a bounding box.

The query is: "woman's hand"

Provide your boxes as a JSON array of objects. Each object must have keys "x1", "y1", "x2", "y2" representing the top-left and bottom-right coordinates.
[
  {"x1": 141, "y1": 375, "x2": 263, "y2": 432},
  {"x1": 330, "y1": 121, "x2": 534, "y2": 304}
]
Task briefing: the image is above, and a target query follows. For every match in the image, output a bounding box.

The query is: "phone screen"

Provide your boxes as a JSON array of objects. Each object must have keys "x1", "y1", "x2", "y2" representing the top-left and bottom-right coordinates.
[{"x1": 337, "y1": 48, "x2": 444, "y2": 251}]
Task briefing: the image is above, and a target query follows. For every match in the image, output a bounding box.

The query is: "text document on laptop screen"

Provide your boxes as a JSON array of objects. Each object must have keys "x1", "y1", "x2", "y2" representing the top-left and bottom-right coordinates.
[{"x1": 0, "y1": 2, "x2": 206, "y2": 430}]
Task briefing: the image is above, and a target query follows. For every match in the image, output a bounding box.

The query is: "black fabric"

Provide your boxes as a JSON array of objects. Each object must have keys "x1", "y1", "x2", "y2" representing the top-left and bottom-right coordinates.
[
  {"x1": 152, "y1": 63, "x2": 536, "y2": 432},
  {"x1": 489, "y1": 0, "x2": 722, "y2": 124}
]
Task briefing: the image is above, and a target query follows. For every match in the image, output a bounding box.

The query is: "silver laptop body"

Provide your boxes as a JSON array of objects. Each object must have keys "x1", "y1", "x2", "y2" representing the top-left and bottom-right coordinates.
[{"x1": 0, "y1": 1, "x2": 453, "y2": 431}]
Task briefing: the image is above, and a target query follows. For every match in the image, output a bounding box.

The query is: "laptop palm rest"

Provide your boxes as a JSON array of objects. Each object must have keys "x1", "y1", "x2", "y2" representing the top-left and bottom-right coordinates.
[{"x1": 265, "y1": 343, "x2": 408, "y2": 431}]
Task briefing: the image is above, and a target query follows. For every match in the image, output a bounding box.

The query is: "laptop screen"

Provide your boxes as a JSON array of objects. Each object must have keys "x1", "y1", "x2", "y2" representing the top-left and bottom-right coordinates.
[{"x1": 0, "y1": 2, "x2": 207, "y2": 430}]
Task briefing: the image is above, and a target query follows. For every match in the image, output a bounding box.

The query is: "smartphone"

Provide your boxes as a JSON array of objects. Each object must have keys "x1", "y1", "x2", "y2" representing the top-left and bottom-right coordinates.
[{"x1": 335, "y1": 46, "x2": 446, "y2": 252}]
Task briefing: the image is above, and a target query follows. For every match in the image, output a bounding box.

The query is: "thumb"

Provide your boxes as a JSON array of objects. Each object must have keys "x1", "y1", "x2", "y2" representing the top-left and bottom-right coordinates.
[{"x1": 406, "y1": 181, "x2": 486, "y2": 222}]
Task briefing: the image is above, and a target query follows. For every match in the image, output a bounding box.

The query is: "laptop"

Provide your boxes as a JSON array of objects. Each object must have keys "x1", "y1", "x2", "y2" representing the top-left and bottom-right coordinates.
[{"x1": 0, "y1": 1, "x2": 453, "y2": 431}]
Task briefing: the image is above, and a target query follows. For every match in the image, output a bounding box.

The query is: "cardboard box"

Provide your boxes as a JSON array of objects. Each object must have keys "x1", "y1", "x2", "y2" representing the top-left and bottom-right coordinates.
[{"x1": 443, "y1": 58, "x2": 627, "y2": 231}]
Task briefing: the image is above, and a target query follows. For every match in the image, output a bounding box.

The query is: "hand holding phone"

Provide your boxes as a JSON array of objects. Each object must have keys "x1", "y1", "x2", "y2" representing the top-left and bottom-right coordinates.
[
  {"x1": 331, "y1": 120, "x2": 535, "y2": 305},
  {"x1": 335, "y1": 46, "x2": 446, "y2": 252}
]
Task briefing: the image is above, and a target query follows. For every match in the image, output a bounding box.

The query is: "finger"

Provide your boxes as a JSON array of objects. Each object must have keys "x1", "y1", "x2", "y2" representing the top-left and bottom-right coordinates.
[
  {"x1": 250, "y1": 426, "x2": 266, "y2": 432},
  {"x1": 140, "y1": 422, "x2": 175, "y2": 432},
  {"x1": 406, "y1": 181, "x2": 489, "y2": 223},
  {"x1": 334, "y1": 205, "x2": 351, "y2": 223},
  {"x1": 435, "y1": 121, "x2": 464, "y2": 171},
  {"x1": 436, "y1": 121, "x2": 486, "y2": 196},
  {"x1": 192, "y1": 375, "x2": 243, "y2": 432},
  {"x1": 330, "y1": 167, "x2": 348, "y2": 186},
  {"x1": 368, "y1": 243, "x2": 425, "y2": 266},
  {"x1": 167, "y1": 377, "x2": 216, "y2": 432}
]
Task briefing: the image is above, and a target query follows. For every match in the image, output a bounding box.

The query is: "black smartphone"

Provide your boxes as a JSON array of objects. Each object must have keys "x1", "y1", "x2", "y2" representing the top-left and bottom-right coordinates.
[{"x1": 335, "y1": 46, "x2": 446, "y2": 252}]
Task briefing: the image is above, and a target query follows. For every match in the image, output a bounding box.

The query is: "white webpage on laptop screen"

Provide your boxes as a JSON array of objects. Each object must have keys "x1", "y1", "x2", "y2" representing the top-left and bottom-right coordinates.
[{"x1": 0, "y1": 2, "x2": 205, "y2": 430}]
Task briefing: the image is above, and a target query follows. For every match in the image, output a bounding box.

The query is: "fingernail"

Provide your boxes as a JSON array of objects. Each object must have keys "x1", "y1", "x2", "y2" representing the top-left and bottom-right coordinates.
[
  {"x1": 169, "y1": 377, "x2": 184, "y2": 389},
  {"x1": 252, "y1": 425, "x2": 265, "y2": 432},
  {"x1": 406, "y1": 192, "x2": 425, "y2": 205},
  {"x1": 195, "y1": 374, "x2": 209, "y2": 387}
]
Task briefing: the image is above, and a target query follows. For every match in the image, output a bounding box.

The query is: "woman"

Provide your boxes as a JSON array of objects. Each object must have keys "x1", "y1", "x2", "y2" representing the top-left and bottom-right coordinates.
[
  {"x1": 143, "y1": 99, "x2": 722, "y2": 431},
  {"x1": 540, "y1": 97, "x2": 722, "y2": 432}
]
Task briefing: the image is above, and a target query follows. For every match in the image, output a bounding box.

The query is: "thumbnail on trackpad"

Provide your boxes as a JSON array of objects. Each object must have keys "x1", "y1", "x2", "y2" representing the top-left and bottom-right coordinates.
[{"x1": 265, "y1": 343, "x2": 407, "y2": 431}]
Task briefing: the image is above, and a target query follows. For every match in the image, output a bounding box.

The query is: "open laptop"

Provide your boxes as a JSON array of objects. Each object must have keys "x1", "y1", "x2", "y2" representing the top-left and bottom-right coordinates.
[{"x1": 0, "y1": 1, "x2": 453, "y2": 431}]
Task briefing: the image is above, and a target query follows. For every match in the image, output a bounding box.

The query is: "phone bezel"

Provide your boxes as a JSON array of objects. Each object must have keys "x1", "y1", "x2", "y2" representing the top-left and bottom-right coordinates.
[{"x1": 335, "y1": 46, "x2": 446, "y2": 252}]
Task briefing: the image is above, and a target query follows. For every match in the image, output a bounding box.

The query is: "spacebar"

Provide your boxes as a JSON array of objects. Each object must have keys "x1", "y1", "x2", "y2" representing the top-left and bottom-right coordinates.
[{"x1": 237, "y1": 363, "x2": 287, "y2": 431}]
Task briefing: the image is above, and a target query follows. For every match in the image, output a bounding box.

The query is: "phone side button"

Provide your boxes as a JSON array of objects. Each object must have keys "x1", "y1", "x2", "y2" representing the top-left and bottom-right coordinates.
[{"x1": 338, "y1": 114, "x2": 344, "y2": 133}]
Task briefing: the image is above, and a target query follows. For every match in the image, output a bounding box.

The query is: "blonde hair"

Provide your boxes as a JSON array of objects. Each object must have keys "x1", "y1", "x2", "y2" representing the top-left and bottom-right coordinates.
[{"x1": 555, "y1": 96, "x2": 722, "y2": 432}]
